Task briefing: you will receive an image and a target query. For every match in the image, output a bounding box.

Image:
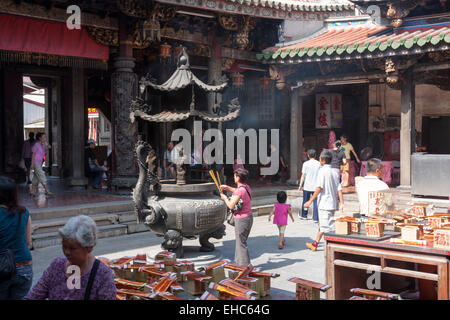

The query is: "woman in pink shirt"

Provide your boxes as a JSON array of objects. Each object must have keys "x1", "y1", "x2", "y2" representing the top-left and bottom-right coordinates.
[
  {"x1": 31, "y1": 133, "x2": 52, "y2": 196},
  {"x1": 220, "y1": 168, "x2": 253, "y2": 266}
]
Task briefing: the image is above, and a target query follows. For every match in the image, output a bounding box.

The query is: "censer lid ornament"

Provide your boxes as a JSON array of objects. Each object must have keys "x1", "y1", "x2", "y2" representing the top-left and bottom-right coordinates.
[{"x1": 131, "y1": 48, "x2": 241, "y2": 124}]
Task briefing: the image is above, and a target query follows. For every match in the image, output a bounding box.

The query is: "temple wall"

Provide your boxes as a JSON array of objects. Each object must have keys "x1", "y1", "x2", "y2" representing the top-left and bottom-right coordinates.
[{"x1": 369, "y1": 84, "x2": 450, "y2": 132}]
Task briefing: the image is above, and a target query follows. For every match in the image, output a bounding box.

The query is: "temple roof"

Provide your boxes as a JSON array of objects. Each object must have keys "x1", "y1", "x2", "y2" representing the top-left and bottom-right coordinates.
[
  {"x1": 220, "y1": 0, "x2": 354, "y2": 12},
  {"x1": 154, "y1": 0, "x2": 354, "y2": 21},
  {"x1": 257, "y1": 14, "x2": 450, "y2": 63}
]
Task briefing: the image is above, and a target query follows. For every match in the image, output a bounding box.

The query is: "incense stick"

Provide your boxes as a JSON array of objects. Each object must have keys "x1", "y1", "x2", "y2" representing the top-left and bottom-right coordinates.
[{"x1": 209, "y1": 170, "x2": 222, "y2": 193}]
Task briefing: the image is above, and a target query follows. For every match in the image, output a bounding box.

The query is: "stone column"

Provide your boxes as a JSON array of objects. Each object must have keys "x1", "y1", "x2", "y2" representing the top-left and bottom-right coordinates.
[
  {"x1": 287, "y1": 88, "x2": 303, "y2": 185},
  {"x1": 207, "y1": 36, "x2": 222, "y2": 115},
  {"x1": 359, "y1": 84, "x2": 369, "y2": 151},
  {"x1": 111, "y1": 14, "x2": 138, "y2": 187},
  {"x1": 68, "y1": 68, "x2": 88, "y2": 187},
  {"x1": 400, "y1": 70, "x2": 415, "y2": 187},
  {"x1": 1, "y1": 70, "x2": 24, "y2": 181}
]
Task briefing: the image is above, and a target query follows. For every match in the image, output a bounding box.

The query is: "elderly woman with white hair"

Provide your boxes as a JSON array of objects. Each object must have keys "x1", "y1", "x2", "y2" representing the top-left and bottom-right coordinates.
[{"x1": 24, "y1": 215, "x2": 116, "y2": 300}]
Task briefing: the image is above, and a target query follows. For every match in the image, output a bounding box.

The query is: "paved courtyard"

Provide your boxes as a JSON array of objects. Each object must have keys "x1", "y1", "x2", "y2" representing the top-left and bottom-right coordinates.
[{"x1": 30, "y1": 214, "x2": 326, "y2": 298}]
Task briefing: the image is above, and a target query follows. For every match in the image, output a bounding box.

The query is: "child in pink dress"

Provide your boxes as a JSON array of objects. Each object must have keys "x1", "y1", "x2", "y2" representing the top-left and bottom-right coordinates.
[{"x1": 268, "y1": 191, "x2": 294, "y2": 249}]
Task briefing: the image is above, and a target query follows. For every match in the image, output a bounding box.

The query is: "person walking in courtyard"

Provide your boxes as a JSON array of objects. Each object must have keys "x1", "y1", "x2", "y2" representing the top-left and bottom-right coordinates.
[
  {"x1": 21, "y1": 132, "x2": 35, "y2": 185},
  {"x1": 268, "y1": 191, "x2": 294, "y2": 249},
  {"x1": 86, "y1": 140, "x2": 108, "y2": 189},
  {"x1": 30, "y1": 132, "x2": 52, "y2": 196},
  {"x1": 0, "y1": 177, "x2": 33, "y2": 300},
  {"x1": 340, "y1": 134, "x2": 360, "y2": 187},
  {"x1": 330, "y1": 140, "x2": 346, "y2": 182},
  {"x1": 220, "y1": 168, "x2": 253, "y2": 266},
  {"x1": 24, "y1": 215, "x2": 116, "y2": 300},
  {"x1": 304, "y1": 150, "x2": 344, "y2": 252},
  {"x1": 298, "y1": 149, "x2": 321, "y2": 222}
]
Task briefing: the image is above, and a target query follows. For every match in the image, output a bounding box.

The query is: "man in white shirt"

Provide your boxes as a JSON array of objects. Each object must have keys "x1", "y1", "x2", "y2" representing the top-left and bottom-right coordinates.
[
  {"x1": 356, "y1": 158, "x2": 391, "y2": 216},
  {"x1": 304, "y1": 150, "x2": 344, "y2": 251},
  {"x1": 298, "y1": 149, "x2": 321, "y2": 222},
  {"x1": 163, "y1": 141, "x2": 179, "y2": 178}
]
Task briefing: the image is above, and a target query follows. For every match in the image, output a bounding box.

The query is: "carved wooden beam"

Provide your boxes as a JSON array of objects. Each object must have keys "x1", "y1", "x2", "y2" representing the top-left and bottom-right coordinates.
[
  {"x1": 221, "y1": 47, "x2": 258, "y2": 62},
  {"x1": 0, "y1": 0, "x2": 119, "y2": 29}
]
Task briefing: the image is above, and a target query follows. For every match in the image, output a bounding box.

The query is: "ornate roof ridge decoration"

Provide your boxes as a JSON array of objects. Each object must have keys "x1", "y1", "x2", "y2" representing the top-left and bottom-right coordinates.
[
  {"x1": 116, "y1": 0, "x2": 154, "y2": 18},
  {"x1": 258, "y1": 17, "x2": 450, "y2": 63},
  {"x1": 131, "y1": 49, "x2": 240, "y2": 123},
  {"x1": 154, "y1": 0, "x2": 354, "y2": 21},
  {"x1": 142, "y1": 48, "x2": 228, "y2": 92}
]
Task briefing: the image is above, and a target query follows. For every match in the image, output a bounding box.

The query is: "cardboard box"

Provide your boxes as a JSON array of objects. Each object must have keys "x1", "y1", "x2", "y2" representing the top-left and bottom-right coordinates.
[
  {"x1": 154, "y1": 251, "x2": 177, "y2": 263},
  {"x1": 433, "y1": 229, "x2": 450, "y2": 250},
  {"x1": 236, "y1": 277, "x2": 260, "y2": 299},
  {"x1": 428, "y1": 215, "x2": 450, "y2": 229},
  {"x1": 295, "y1": 284, "x2": 320, "y2": 300},
  {"x1": 288, "y1": 277, "x2": 330, "y2": 300},
  {"x1": 255, "y1": 276, "x2": 271, "y2": 297},
  {"x1": 351, "y1": 222, "x2": 361, "y2": 233},
  {"x1": 411, "y1": 204, "x2": 429, "y2": 217},
  {"x1": 365, "y1": 222, "x2": 384, "y2": 237},
  {"x1": 206, "y1": 267, "x2": 226, "y2": 283},
  {"x1": 228, "y1": 270, "x2": 271, "y2": 297},
  {"x1": 401, "y1": 226, "x2": 420, "y2": 241},
  {"x1": 335, "y1": 220, "x2": 351, "y2": 235}
]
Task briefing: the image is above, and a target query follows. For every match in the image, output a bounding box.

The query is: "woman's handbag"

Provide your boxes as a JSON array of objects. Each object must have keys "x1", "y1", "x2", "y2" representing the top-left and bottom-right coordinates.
[
  {"x1": 0, "y1": 212, "x2": 22, "y2": 282},
  {"x1": 226, "y1": 186, "x2": 251, "y2": 227}
]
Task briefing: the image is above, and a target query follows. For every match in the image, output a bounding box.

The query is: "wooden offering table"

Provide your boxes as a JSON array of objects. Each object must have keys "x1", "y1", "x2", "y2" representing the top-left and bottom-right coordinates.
[{"x1": 325, "y1": 234, "x2": 450, "y2": 300}]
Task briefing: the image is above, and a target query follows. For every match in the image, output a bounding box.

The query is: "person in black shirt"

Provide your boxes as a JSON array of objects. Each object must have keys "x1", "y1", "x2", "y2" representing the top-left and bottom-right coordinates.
[
  {"x1": 330, "y1": 140, "x2": 346, "y2": 181},
  {"x1": 86, "y1": 140, "x2": 107, "y2": 189}
]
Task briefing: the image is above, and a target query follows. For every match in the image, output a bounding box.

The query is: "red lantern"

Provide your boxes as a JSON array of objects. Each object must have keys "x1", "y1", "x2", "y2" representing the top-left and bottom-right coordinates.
[
  {"x1": 260, "y1": 76, "x2": 271, "y2": 89},
  {"x1": 231, "y1": 72, "x2": 244, "y2": 87},
  {"x1": 160, "y1": 43, "x2": 171, "y2": 58}
]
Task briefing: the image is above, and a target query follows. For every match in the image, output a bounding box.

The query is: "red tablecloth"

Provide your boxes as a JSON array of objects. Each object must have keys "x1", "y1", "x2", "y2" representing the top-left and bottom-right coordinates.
[{"x1": 359, "y1": 161, "x2": 394, "y2": 184}]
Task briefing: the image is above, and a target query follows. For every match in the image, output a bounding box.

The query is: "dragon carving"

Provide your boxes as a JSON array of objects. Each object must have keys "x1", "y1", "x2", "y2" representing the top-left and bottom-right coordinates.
[{"x1": 133, "y1": 141, "x2": 166, "y2": 232}]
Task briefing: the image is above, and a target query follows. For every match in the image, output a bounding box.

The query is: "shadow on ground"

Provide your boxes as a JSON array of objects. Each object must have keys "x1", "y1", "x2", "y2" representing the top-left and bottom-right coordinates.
[{"x1": 217, "y1": 234, "x2": 315, "y2": 270}]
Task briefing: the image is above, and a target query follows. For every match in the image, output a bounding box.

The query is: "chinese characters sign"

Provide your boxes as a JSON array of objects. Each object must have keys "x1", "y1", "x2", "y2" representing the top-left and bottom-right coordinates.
[
  {"x1": 367, "y1": 191, "x2": 393, "y2": 216},
  {"x1": 365, "y1": 222, "x2": 384, "y2": 237},
  {"x1": 315, "y1": 93, "x2": 342, "y2": 129},
  {"x1": 296, "y1": 284, "x2": 319, "y2": 300},
  {"x1": 434, "y1": 229, "x2": 450, "y2": 250}
]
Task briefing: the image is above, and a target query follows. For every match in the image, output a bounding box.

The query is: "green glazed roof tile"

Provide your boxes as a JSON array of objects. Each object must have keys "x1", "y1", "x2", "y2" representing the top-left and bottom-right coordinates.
[
  {"x1": 289, "y1": 47, "x2": 300, "y2": 58},
  {"x1": 272, "y1": 48, "x2": 282, "y2": 59},
  {"x1": 391, "y1": 41, "x2": 401, "y2": 50},
  {"x1": 336, "y1": 47, "x2": 346, "y2": 55},
  {"x1": 280, "y1": 49, "x2": 290, "y2": 58},
  {"x1": 379, "y1": 42, "x2": 389, "y2": 51},
  {"x1": 298, "y1": 48, "x2": 308, "y2": 57},
  {"x1": 404, "y1": 39, "x2": 415, "y2": 49},
  {"x1": 346, "y1": 46, "x2": 356, "y2": 54},
  {"x1": 417, "y1": 37, "x2": 429, "y2": 46},
  {"x1": 307, "y1": 47, "x2": 318, "y2": 56},
  {"x1": 357, "y1": 45, "x2": 367, "y2": 53},
  {"x1": 431, "y1": 32, "x2": 445, "y2": 45}
]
